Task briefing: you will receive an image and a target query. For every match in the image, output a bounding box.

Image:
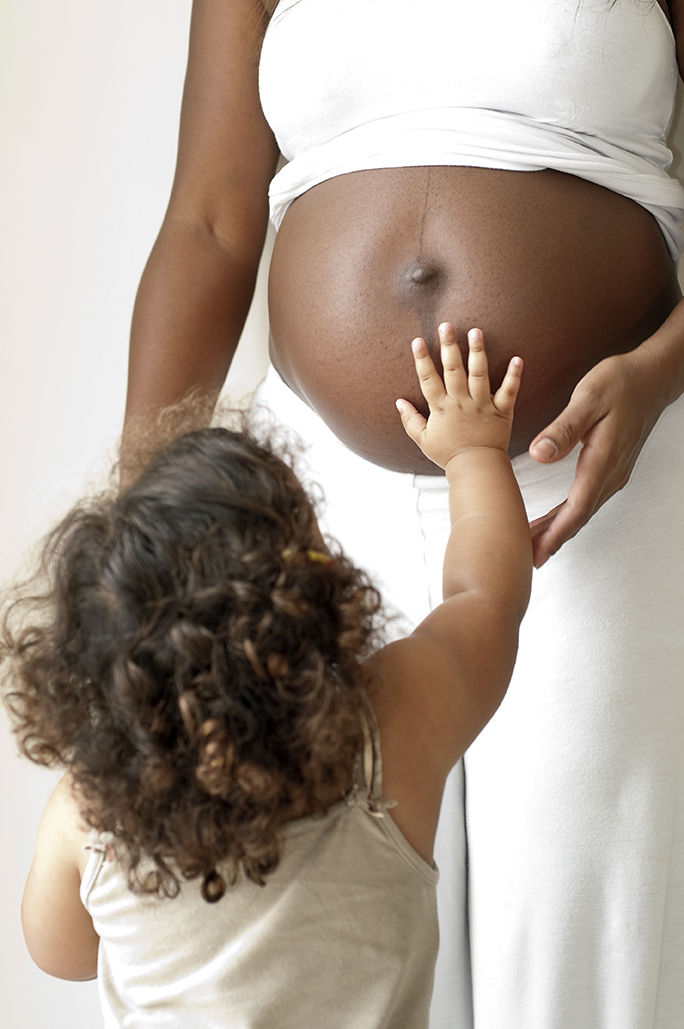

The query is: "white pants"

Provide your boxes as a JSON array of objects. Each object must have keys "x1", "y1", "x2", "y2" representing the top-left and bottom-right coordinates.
[{"x1": 253, "y1": 367, "x2": 684, "y2": 1029}]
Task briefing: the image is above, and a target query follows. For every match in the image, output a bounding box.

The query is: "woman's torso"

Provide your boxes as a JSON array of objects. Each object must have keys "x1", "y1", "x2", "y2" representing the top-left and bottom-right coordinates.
[{"x1": 261, "y1": 0, "x2": 681, "y2": 473}]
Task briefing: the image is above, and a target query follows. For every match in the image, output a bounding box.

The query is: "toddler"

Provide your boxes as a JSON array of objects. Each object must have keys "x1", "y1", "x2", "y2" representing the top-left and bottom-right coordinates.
[{"x1": 1, "y1": 324, "x2": 531, "y2": 1028}]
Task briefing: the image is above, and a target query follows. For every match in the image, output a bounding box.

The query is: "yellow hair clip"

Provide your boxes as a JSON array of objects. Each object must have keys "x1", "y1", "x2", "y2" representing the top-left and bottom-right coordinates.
[{"x1": 281, "y1": 548, "x2": 335, "y2": 566}]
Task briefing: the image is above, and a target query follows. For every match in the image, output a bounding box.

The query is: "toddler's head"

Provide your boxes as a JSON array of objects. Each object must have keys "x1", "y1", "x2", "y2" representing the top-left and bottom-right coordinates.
[{"x1": 1, "y1": 427, "x2": 382, "y2": 900}]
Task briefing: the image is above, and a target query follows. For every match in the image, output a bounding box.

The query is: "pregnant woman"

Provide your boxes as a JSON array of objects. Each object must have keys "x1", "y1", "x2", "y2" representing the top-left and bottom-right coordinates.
[{"x1": 122, "y1": 1, "x2": 684, "y2": 1026}]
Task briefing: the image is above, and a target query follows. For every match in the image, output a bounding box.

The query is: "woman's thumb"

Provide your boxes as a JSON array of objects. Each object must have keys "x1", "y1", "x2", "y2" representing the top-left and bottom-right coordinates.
[{"x1": 529, "y1": 398, "x2": 596, "y2": 463}]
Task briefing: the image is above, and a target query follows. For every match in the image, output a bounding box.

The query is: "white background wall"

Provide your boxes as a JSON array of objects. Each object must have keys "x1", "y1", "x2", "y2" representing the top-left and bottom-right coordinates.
[
  {"x1": 0, "y1": 4, "x2": 269, "y2": 1027},
  {"x1": 1, "y1": 4, "x2": 684, "y2": 1027}
]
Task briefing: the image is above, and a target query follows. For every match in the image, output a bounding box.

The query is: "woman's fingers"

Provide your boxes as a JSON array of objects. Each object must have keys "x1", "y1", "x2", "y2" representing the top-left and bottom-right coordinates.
[
  {"x1": 527, "y1": 370, "x2": 610, "y2": 564},
  {"x1": 527, "y1": 355, "x2": 650, "y2": 565},
  {"x1": 411, "y1": 337, "x2": 447, "y2": 407},
  {"x1": 530, "y1": 480, "x2": 598, "y2": 569},
  {"x1": 529, "y1": 504, "x2": 563, "y2": 547},
  {"x1": 493, "y1": 356, "x2": 523, "y2": 416},
  {"x1": 529, "y1": 421, "x2": 630, "y2": 567},
  {"x1": 529, "y1": 379, "x2": 604, "y2": 464},
  {"x1": 465, "y1": 328, "x2": 491, "y2": 404},
  {"x1": 529, "y1": 503, "x2": 571, "y2": 568}
]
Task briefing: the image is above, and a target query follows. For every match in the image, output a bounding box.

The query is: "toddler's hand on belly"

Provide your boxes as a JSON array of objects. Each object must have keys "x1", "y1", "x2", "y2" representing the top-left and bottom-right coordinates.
[{"x1": 395, "y1": 323, "x2": 523, "y2": 471}]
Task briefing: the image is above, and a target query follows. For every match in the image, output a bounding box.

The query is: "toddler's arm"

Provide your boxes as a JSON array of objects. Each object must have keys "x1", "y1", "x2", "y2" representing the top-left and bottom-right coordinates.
[
  {"x1": 368, "y1": 324, "x2": 532, "y2": 861},
  {"x1": 22, "y1": 773, "x2": 99, "y2": 981},
  {"x1": 394, "y1": 323, "x2": 532, "y2": 734},
  {"x1": 397, "y1": 323, "x2": 530, "y2": 621}
]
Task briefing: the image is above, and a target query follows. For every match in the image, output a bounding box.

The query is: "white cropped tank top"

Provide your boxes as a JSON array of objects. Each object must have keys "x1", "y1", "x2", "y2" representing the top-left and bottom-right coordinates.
[
  {"x1": 259, "y1": 0, "x2": 684, "y2": 258},
  {"x1": 80, "y1": 714, "x2": 439, "y2": 1028}
]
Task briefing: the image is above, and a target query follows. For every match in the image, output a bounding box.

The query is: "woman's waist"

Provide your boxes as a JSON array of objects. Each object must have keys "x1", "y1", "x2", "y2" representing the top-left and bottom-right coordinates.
[
  {"x1": 268, "y1": 168, "x2": 680, "y2": 473},
  {"x1": 267, "y1": 111, "x2": 684, "y2": 257}
]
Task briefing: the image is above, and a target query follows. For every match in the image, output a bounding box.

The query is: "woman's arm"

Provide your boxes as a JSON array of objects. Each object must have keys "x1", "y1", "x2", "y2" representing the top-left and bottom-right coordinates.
[
  {"x1": 22, "y1": 773, "x2": 99, "y2": 981},
  {"x1": 527, "y1": 297, "x2": 684, "y2": 568},
  {"x1": 121, "y1": 0, "x2": 279, "y2": 485},
  {"x1": 527, "y1": 5, "x2": 684, "y2": 567},
  {"x1": 670, "y1": 0, "x2": 684, "y2": 57}
]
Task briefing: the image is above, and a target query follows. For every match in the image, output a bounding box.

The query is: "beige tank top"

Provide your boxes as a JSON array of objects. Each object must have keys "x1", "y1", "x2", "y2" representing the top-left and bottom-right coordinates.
[{"x1": 80, "y1": 713, "x2": 439, "y2": 1028}]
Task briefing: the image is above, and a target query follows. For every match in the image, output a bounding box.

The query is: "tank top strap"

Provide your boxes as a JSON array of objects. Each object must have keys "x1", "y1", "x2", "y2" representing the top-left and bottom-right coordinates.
[
  {"x1": 80, "y1": 829, "x2": 117, "y2": 907},
  {"x1": 347, "y1": 697, "x2": 397, "y2": 819}
]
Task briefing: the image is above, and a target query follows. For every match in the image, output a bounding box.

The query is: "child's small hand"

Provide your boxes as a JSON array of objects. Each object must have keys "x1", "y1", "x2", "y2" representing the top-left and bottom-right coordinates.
[{"x1": 396, "y1": 323, "x2": 523, "y2": 470}]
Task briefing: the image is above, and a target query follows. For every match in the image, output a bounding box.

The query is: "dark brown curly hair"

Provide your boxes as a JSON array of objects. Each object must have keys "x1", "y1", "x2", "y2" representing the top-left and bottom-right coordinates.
[{"x1": 1, "y1": 426, "x2": 383, "y2": 901}]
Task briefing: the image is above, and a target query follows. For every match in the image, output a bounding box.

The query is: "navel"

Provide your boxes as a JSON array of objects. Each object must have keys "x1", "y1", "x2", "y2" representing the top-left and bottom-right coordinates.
[
  {"x1": 398, "y1": 260, "x2": 444, "y2": 306},
  {"x1": 405, "y1": 259, "x2": 439, "y2": 286}
]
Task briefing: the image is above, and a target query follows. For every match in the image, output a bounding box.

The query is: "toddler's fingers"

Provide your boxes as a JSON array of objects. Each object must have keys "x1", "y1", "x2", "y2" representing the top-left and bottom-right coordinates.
[
  {"x1": 411, "y1": 337, "x2": 447, "y2": 407},
  {"x1": 396, "y1": 398, "x2": 427, "y2": 444},
  {"x1": 492, "y1": 356, "x2": 523, "y2": 416},
  {"x1": 466, "y1": 328, "x2": 491, "y2": 404},
  {"x1": 439, "y1": 323, "x2": 467, "y2": 397}
]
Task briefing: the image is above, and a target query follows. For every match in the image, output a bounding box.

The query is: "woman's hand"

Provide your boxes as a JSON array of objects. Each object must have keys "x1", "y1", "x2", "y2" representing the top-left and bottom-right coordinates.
[
  {"x1": 396, "y1": 323, "x2": 523, "y2": 470},
  {"x1": 527, "y1": 347, "x2": 668, "y2": 568}
]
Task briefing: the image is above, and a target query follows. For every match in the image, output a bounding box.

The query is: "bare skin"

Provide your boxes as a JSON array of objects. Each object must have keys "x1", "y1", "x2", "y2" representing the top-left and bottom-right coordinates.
[
  {"x1": 122, "y1": 0, "x2": 684, "y2": 571},
  {"x1": 25, "y1": 330, "x2": 531, "y2": 978},
  {"x1": 269, "y1": 165, "x2": 680, "y2": 472}
]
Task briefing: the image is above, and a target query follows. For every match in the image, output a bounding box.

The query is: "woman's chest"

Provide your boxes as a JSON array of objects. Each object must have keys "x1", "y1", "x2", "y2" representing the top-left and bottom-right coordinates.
[{"x1": 260, "y1": 0, "x2": 676, "y2": 160}]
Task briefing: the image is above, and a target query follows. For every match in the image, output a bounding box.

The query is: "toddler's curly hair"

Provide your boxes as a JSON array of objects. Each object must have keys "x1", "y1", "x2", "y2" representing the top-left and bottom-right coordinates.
[{"x1": 1, "y1": 426, "x2": 383, "y2": 901}]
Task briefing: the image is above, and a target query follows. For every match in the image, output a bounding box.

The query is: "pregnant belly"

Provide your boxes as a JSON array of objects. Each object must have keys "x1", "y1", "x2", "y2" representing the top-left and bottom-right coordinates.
[{"x1": 268, "y1": 167, "x2": 680, "y2": 474}]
